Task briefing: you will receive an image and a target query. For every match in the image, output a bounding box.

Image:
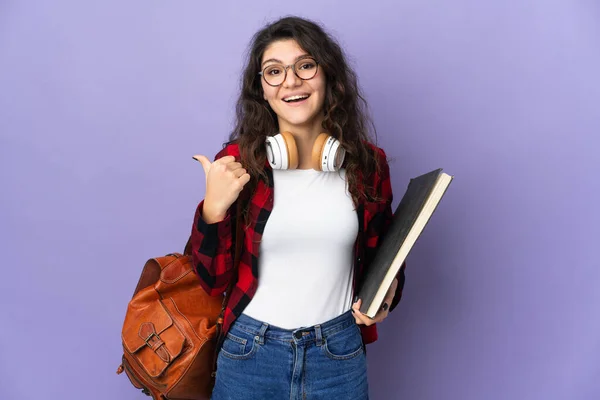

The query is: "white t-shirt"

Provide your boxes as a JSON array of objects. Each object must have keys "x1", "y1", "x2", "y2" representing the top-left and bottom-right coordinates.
[{"x1": 242, "y1": 168, "x2": 359, "y2": 329}]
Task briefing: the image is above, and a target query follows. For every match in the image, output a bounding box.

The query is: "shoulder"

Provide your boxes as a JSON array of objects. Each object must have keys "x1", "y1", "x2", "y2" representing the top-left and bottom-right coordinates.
[
  {"x1": 214, "y1": 141, "x2": 241, "y2": 161},
  {"x1": 363, "y1": 141, "x2": 387, "y2": 160},
  {"x1": 361, "y1": 141, "x2": 390, "y2": 181}
]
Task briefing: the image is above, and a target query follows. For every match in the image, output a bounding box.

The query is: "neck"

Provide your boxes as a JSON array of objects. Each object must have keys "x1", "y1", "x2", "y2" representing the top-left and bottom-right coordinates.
[{"x1": 278, "y1": 116, "x2": 326, "y2": 169}]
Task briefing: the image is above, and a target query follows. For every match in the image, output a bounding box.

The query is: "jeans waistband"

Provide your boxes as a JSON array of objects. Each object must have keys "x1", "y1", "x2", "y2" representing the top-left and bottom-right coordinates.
[{"x1": 233, "y1": 310, "x2": 357, "y2": 345}]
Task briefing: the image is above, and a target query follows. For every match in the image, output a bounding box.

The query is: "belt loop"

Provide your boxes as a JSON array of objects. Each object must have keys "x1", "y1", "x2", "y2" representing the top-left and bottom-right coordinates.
[
  {"x1": 257, "y1": 323, "x2": 268, "y2": 345},
  {"x1": 315, "y1": 325, "x2": 323, "y2": 347}
]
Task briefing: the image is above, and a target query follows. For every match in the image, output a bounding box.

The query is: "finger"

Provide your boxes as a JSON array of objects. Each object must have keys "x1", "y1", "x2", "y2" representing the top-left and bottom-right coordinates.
[
  {"x1": 238, "y1": 173, "x2": 251, "y2": 186},
  {"x1": 227, "y1": 162, "x2": 243, "y2": 171},
  {"x1": 351, "y1": 300, "x2": 361, "y2": 323},
  {"x1": 372, "y1": 300, "x2": 392, "y2": 324},
  {"x1": 352, "y1": 303, "x2": 364, "y2": 325},
  {"x1": 215, "y1": 155, "x2": 236, "y2": 165},
  {"x1": 192, "y1": 155, "x2": 211, "y2": 178},
  {"x1": 381, "y1": 300, "x2": 391, "y2": 313},
  {"x1": 383, "y1": 293, "x2": 394, "y2": 309},
  {"x1": 371, "y1": 309, "x2": 389, "y2": 324},
  {"x1": 382, "y1": 285, "x2": 396, "y2": 311},
  {"x1": 232, "y1": 168, "x2": 247, "y2": 178},
  {"x1": 380, "y1": 278, "x2": 397, "y2": 312},
  {"x1": 384, "y1": 278, "x2": 398, "y2": 299},
  {"x1": 354, "y1": 311, "x2": 373, "y2": 326},
  {"x1": 352, "y1": 299, "x2": 374, "y2": 326}
]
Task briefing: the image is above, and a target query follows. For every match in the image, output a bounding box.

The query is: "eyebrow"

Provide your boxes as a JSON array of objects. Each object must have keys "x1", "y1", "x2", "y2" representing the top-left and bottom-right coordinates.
[{"x1": 261, "y1": 54, "x2": 312, "y2": 67}]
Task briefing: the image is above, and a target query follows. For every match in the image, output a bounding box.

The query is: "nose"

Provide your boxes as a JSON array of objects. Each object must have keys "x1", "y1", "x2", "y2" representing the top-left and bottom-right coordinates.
[{"x1": 282, "y1": 66, "x2": 301, "y2": 88}]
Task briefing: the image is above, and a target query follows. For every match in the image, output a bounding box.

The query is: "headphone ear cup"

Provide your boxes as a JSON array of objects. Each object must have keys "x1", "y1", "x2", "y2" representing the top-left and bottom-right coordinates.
[
  {"x1": 312, "y1": 133, "x2": 345, "y2": 172},
  {"x1": 266, "y1": 132, "x2": 299, "y2": 169},
  {"x1": 279, "y1": 131, "x2": 299, "y2": 170},
  {"x1": 311, "y1": 133, "x2": 329, "y2": 171}
]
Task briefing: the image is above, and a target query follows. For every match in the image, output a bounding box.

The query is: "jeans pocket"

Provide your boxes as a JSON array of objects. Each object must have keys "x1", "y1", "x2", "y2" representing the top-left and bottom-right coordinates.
[
  {"x1": 322, "y1": 323, "x2": 364, "y2": 361},
  {"x1": 220, "y1": 328, "x2": 259, "y2": 360}
]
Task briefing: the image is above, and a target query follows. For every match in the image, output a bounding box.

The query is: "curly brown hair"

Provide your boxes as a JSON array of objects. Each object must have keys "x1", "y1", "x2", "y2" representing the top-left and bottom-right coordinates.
[{"x1": 227, "y1": 16, "x2": 383, "y2": 217}]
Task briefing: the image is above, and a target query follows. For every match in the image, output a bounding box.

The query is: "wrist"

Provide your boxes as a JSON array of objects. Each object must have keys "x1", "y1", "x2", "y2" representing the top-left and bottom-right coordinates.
[{"x1": 202, "y1": 202, "x2": 227, "y2": 224}]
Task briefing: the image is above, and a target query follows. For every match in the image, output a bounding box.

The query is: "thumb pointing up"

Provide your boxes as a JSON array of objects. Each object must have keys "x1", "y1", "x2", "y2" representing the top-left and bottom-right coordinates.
[
  {"x1": 191, "y1": 153, "x2": 250, "y2": 220},
  {"x1": 192, "y1": 155, "x2": 211, "y2": 178}
]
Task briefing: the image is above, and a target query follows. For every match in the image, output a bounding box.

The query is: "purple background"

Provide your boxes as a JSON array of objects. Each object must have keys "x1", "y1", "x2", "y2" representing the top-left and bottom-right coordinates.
[{"x1": 1, "y1": 1, "x2": 599, "y2": 399}]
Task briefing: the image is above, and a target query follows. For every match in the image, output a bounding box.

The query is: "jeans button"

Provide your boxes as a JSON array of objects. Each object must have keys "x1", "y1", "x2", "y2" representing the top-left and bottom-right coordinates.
[{"x1": 293, "y1": 331, "x2": 302, "y2": 339}]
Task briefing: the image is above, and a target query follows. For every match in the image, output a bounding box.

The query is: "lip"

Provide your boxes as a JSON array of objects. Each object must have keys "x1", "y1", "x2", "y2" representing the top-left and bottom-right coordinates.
[
  {"x1": 281, "y1": 92, "x2": 311, "y2": 104},
  {"x1": 282, "y1": 97, "x2": 309, "y2": 107}
]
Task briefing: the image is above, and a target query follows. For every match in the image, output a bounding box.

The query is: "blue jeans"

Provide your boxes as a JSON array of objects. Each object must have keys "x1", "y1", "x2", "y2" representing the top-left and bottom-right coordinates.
[{"x1": 211, "y1": 310, "x2": 369, "y2": 400}]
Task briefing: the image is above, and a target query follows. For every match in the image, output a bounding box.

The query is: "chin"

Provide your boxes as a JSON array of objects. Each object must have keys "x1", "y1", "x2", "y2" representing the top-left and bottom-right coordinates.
[
  {"x1": 282, "y1": 115, "x2": 315, "y2": 126},
  {"x1": 277, "y1": 109, "x2": 323, "y2": 128}
]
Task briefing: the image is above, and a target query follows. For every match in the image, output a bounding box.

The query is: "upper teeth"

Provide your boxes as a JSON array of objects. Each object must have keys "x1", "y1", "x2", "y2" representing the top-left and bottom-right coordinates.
[{"x1": 284, "y1": 95, "x2": 308, "y2": 102}]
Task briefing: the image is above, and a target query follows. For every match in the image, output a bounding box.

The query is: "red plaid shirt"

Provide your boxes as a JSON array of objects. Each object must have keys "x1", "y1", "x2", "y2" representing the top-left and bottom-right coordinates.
[{"x1": 190, "y1": 142, "x2": 406, "y2": 345}]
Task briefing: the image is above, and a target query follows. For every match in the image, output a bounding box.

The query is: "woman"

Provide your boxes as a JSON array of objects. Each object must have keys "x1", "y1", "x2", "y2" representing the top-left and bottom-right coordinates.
[{"x1": 191, "y1": 16, "x2": 406, "y2": 400}]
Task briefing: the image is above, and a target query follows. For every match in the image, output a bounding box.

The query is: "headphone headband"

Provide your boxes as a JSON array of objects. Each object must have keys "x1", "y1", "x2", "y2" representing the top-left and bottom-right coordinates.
[{"x1": 265, "y1": 132, "x2": 345, "y2": 172}]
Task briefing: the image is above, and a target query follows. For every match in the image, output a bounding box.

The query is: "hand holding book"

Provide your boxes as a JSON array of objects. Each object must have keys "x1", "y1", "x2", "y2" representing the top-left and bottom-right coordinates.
[
  {"x1": 351, "y1": 277, "x2": 399, "y2": 325},
  {"x1": 357, "y1": 168, "x2": 453, "y2": 318}
]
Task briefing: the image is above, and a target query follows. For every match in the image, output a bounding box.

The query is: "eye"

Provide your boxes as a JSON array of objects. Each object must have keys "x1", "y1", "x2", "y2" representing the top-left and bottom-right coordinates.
[
  {"x1": 298, "y1": 61, "x2": 316, "y2": 70},
  {"x1": 265, "y1": 65, "x2": 283, "y2": 76}
]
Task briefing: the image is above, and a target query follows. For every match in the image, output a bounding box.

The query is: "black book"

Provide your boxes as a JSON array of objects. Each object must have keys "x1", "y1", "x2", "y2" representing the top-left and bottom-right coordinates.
[{"x1": 358, "y1": 168, "x2": 454, "y2": 317}]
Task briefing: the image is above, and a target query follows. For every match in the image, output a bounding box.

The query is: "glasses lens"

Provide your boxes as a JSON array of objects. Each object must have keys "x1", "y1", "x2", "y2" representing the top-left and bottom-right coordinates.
[
  {"x1": 263, "y1": 65, "x2": 285, "y2": 86},
  {"x1": 295, "y1": 58, "x2": 318, "y2": 80}
]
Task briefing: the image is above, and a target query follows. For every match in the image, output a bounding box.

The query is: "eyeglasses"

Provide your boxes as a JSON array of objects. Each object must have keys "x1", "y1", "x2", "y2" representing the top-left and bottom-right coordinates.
[{"x1": 258, "y1": 57, "x2": 319, "y2": 87}]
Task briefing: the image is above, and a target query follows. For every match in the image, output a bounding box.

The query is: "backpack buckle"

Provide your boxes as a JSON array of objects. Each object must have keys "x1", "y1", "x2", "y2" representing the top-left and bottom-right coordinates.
[{"x1": 144, "y1": 332, "x2": 162, "y2": 348}]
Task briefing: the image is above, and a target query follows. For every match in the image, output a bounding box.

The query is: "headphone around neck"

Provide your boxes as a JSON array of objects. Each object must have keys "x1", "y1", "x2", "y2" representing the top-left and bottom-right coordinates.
[{"x1": 265, "y1": 132, "x2": 346, "y2": 172}]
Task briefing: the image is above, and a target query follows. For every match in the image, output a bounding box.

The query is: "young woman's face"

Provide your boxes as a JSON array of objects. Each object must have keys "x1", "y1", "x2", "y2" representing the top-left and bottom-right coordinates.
[{"x1": 260, "y1": 39, "x2": 326, "y2": 130}]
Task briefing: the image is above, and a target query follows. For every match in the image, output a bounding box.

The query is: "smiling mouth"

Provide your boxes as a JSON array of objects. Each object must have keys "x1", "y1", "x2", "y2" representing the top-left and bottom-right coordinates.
[{"x1": 283, "y1": 94, "x2": 310, "y2": 103}]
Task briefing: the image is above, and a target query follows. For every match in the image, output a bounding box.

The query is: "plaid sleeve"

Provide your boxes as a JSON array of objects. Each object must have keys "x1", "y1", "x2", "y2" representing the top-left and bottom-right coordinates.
[
  {"x1": 190, "y1": 200, "x2": 235, "y2": 296},
  {"x1": 189, "y1": 146, "x2": 238, "y2": 296},
  {"x1": 365, "y1": 147, "x2": 406, "y2": 312}
]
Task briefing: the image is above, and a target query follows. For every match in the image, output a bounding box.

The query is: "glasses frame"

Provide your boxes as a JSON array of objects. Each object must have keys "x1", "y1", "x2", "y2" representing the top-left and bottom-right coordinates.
[{"x1": 258, "y1": 57, "x2": 319, "y2": 87}]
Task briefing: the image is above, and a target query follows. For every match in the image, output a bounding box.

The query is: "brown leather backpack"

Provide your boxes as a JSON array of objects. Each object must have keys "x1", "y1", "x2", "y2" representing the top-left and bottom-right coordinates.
[{"x1": 117, "y1": 202, "x2": 243, "y2": 400}]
